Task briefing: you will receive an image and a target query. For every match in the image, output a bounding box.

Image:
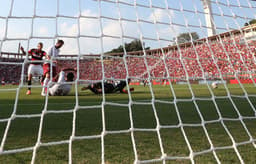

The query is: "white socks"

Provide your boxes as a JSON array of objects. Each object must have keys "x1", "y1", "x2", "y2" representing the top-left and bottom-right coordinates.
[{"x1": 41, "y1": 78, "x2": 50, "y2": 95}]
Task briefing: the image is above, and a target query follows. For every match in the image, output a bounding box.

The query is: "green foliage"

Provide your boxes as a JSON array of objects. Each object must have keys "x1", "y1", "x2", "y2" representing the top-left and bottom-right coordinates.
[
  {"x1": 174, "y1": 32, "x2": 199, "y2": 44},
  {"x1": 175, "y1": 32, "x2": 199, "y2": 44},
  {"x1": 244, "y1": 19, "x2": 256, "y2": 26},
  {"x1": 107, "y1": 39, "x2": 150, "y2": 53}
]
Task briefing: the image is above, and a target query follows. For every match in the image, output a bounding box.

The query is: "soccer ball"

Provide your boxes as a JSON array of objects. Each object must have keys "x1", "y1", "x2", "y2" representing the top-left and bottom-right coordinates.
[{"x1": 211, "y1": 82, "x2": 218, "y2": 89}]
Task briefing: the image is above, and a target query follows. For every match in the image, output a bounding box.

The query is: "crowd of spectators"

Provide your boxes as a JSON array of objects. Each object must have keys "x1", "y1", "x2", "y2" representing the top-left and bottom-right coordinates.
[{"x1": 1, "y1": 33, "x2": 256, "y2": 84}]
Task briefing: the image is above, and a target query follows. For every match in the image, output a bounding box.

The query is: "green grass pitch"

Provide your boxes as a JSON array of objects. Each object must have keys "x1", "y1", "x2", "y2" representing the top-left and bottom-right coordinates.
[{"x1": 0, "y1": 84, "x2": 256, "y2": 163}]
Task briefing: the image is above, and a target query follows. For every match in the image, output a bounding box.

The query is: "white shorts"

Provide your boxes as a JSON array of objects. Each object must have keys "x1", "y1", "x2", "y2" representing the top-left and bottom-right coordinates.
[{"x1": 28, "y1": 64, "x2": 43, "y2": 76}]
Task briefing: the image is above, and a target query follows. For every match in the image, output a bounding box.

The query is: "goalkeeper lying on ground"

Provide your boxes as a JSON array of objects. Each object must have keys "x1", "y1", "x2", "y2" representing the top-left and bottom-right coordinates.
[{"x1": 81, "y1": 79, "x2": 134, "y2": 94}]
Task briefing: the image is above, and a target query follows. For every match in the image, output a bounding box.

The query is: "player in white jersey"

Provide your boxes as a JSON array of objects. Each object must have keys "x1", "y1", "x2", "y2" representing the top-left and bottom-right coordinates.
[
  {"x1": 42, "y1": 68, "x2": 76, "y2": 96},
  {"x1": 41, "y1": 40, "x2": 64, "y2": 96}
]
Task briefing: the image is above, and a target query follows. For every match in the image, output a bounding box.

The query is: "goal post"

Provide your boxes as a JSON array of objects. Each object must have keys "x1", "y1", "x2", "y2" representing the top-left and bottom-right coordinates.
[{"x1": 0, "y1": 0, "x2": 256, "y2": 163}]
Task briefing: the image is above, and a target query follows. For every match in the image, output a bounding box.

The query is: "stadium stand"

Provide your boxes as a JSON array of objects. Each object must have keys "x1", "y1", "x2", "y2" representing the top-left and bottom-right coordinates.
[
  {"x1": 1, "y1": 30, "x2": 256, "y2": 84},
  {"x1": 0, "y1": 54, "x2": 24, "y2": 84}
]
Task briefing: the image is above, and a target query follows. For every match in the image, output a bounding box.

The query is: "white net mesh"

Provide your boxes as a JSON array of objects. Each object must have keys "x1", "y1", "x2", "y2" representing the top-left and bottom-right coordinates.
[{"x1": 0, "y1": 0, "x2": 256, "y2": 163}]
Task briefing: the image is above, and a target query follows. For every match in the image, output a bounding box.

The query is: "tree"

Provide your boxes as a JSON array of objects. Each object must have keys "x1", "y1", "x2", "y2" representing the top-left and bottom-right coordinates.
[
  {"x1": 107, "y1": 39, "x2": 150, "y2": 53},
  {"x1": 244, "y1": 19, "x2": 256, "y2": 26},
  {"x1": 175, "y1": 32, "x2": 199, "y2": 44}
]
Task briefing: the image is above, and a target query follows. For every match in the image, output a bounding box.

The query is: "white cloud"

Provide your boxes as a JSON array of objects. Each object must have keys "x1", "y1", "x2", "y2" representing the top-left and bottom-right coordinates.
[
  {"x1": 0, "y1": 27, "x2": 5, "y2": 39},
  {"x1": 57, "y1": 8, "x2": 173, "y2": 54},
  {"x1": 59, "y1": 38, "x2": 78, "y2": 55},
  {"x1": 80, "y1": 18, "x2": 100, "y2": 36},
  {"x1": 6, "y1": 19, "x2": 31, "y2": 39},
  {"x1": 60, "y1": 22, "x2": 78, "y2": 36},
  {"x1": 2, "y1": 9, "x2": 178, "y2": 54},
  {"x1": 58, "y1": 9, "x2": 138, "y2": 54},
  {"x1": 103, "y1": 21, "x2": 122, "y2": 37},
  {"x1": 147, "y1": 8, "x2": 180, "y2": 46},
  {"x1": 58, "y1": 9, "x2": 179, "y2": 54},
  {"x1": 149, "y1": 9, "x2": 168, "y2": 22},
  {"x1": 81, "y1": 9, "x2": 97, "y2": 17},
  {"x1": 58, "y1": 22, "x2": 79, "y2": 54},
  {"x1": 159, "y1": 26, "x2": 180, "y2": 38},
  {"x1": 38, "y1": 26, "x2": 49, "y2": 35},
  {"x1": 7, "y1": 28, "x2": 28, "y2": 38}
]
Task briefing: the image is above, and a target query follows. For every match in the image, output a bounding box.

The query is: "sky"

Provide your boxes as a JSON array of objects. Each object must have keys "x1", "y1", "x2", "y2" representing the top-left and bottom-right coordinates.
[{"x1": 0, "y1": 0, "x2": 255, "y2": 55}]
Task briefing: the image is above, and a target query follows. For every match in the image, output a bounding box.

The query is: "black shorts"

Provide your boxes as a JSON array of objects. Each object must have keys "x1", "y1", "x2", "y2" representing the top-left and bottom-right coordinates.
[
  {"x1": 89, "y1": 82, "x2": 114, "y2": 94},
  {"x1": 104, "y1": 83, "x2": 115, "y2": 93}
]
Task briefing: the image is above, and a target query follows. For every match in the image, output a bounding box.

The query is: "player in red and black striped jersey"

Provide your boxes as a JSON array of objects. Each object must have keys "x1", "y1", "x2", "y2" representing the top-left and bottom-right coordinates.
[{"x1": 20, "y1": 42, "x2": 47, "y2": 95}]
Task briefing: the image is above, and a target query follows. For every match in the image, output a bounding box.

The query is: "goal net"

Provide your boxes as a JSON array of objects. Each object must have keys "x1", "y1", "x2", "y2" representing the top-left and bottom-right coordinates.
[{"x1": 0, "y1": 0, "x2": 256, "y2": 163}]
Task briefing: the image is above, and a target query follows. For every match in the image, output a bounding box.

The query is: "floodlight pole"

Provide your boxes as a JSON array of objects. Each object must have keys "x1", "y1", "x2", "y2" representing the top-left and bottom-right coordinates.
[{"x1": 202, "y1": 0, "x2": 216, "y2": 37}]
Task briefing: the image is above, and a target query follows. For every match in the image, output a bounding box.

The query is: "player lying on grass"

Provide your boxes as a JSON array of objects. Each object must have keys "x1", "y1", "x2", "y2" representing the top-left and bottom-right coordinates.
[
  {"x1": 41, "y1": 39, "x2": 64, "y2": 95},
  {"x1": 20, "y1": 42, "x2": 47, "y2": 95},
  {"x1": 42, "y1": 67, "x2": 76, "y2": 96},
  {"x1": 81, "y1": 79, "x2": 134, "y2": 94}
]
